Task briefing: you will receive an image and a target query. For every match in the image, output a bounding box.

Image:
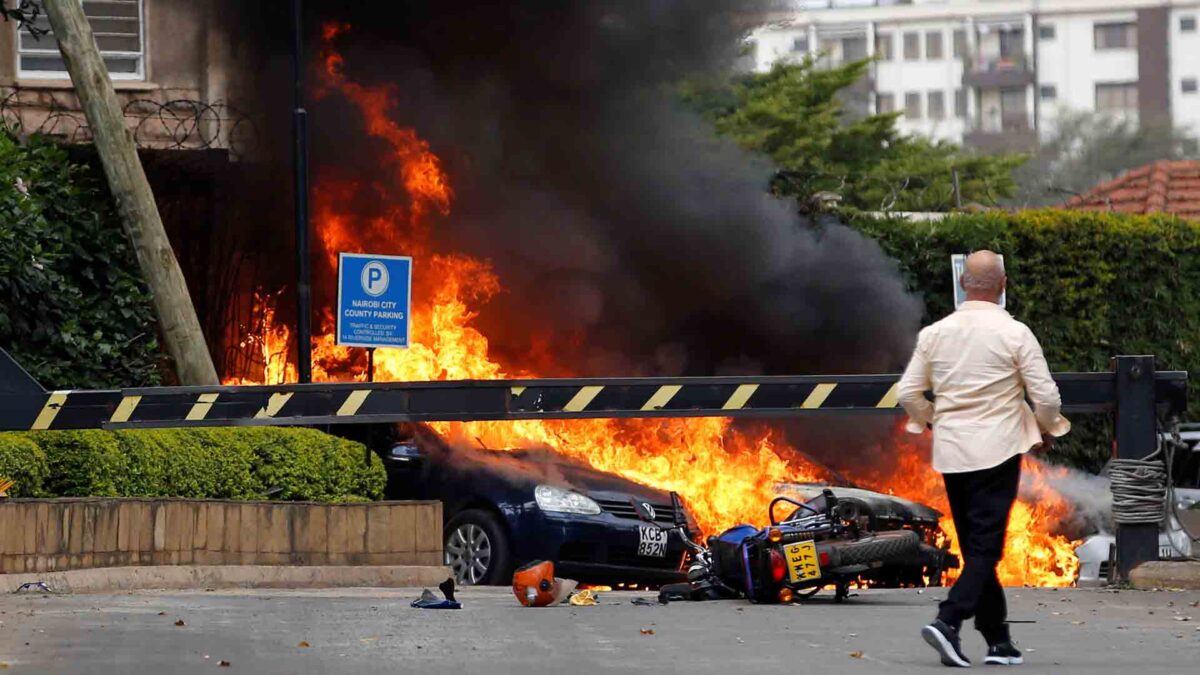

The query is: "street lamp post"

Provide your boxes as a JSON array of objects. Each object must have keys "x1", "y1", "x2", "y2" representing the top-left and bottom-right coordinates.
[{"x1": 292, "y1": 0, "x2": 313, "y2": 384}]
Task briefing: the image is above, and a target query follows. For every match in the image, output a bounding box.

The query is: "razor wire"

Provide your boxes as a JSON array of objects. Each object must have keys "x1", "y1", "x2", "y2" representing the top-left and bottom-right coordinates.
[{"x1": 1, "y1": 88, "x2": 259, "y2": 161}]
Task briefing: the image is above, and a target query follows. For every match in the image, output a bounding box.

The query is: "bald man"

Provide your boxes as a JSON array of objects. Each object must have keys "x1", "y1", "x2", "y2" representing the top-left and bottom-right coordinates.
[{"x1": 898, "y1": 250, "x2": 1070, "y2": 668}]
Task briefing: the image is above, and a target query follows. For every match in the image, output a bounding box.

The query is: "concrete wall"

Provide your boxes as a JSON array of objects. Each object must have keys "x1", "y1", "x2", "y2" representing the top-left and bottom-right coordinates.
[{"x1": 0, "y1": 498, "x2": 442, "y2": 574}]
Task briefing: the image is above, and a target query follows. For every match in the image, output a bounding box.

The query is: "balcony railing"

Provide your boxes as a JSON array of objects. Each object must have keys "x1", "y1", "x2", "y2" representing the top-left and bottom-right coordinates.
[{"x1": 962, "y1": 53, "x2": 1034, "y2": 88}]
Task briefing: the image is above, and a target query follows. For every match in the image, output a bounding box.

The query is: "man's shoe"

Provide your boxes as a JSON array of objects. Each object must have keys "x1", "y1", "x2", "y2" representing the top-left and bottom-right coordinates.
[
  {"x1": 984, "y1": 642, "x2": 1023, "y2": 666},
  {"x1": 922, "y1": 620, "x2": 972, "y2": 668}
]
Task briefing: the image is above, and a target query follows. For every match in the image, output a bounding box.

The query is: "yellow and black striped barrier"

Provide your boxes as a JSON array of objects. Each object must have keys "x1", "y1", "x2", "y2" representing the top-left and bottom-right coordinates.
[{"x1": 0, "y1": 365, "x2": 1186, "y2": 433}]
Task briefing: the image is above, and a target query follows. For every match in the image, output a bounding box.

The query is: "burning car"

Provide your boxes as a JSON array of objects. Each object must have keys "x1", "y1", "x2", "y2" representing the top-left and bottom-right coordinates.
[{"x1": 367, "y1": 428, "x2": 695, "y2": 586}]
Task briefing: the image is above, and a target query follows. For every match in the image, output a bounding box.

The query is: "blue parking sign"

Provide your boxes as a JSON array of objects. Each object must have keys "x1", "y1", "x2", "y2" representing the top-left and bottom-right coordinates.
[{"x1": 336, "y1": 253, "x2": 412, "y2": 348}]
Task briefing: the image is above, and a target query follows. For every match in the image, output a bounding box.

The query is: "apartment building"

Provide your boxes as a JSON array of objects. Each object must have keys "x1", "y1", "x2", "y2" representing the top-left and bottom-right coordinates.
[{"x1": 750, "y1": 0, "x2": 1200, "y2": 151}]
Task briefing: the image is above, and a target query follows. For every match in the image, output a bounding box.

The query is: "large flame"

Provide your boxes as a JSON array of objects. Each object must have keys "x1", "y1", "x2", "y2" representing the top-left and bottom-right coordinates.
[{"x1": 227, "y1": 25, "x2": 1080, "y2": 586}]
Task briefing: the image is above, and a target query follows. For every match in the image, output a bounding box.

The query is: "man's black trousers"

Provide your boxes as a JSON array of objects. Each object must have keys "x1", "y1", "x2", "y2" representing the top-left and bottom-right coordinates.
[{"x1": 936, "y1": 453, "x2": 1022, "y2": 645}]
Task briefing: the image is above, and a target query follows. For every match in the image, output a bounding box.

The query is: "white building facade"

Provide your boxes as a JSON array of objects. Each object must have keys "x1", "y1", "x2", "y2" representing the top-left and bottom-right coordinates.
[{"x1": 750, "y1": 0, "x2": 1200, "y2": 151}]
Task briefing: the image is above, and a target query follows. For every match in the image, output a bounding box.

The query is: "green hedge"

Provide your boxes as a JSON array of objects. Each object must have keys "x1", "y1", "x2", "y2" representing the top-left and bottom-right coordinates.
[
  {"x1": 0, "y1": 427, "x2": 385, "y2": 502},
  {"x1": 0, "y1": 129, "x2": 161, "y2": 389},
  {"x1": 849, "y1": 209, "x2": 1200, "y2": 472}
]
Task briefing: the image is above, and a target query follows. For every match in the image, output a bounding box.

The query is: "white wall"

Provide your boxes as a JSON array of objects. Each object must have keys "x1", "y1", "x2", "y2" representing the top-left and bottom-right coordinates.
[
  {"x1": 1170, "y1": 7, "x2": 1200, "y2": 136},
  {"x1": 1037, "y1": 9, "x2": 1141, "y2": 137},
  {"x1": 874, "y1": 20, "x2": 968, "y2": 141}
]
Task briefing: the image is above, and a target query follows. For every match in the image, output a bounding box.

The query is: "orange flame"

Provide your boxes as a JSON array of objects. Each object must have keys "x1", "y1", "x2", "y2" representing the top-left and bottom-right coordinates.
[{"x1": 226, "y1": 24, "x2": 1080, "y2": 586}]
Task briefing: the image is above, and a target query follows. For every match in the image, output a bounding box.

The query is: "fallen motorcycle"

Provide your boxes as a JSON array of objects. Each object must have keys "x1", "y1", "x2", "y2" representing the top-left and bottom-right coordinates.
[{"x1": 652, "y1": 489, "x2": 922, "y2": 603}]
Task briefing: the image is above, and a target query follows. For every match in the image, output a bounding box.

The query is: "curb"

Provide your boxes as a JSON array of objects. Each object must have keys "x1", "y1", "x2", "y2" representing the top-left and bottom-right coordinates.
[
  {"x1": 1128, "y1": 561, "x2": 1200, "y2": 590},
  {"x1": 1, "y1": 565, "x2": 453, "y2": 594}
]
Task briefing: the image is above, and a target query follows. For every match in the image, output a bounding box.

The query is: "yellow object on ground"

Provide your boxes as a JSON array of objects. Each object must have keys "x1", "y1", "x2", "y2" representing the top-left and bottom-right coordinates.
[{"x1": 568, "y1": 589, "x2": 599, "y2": 606}]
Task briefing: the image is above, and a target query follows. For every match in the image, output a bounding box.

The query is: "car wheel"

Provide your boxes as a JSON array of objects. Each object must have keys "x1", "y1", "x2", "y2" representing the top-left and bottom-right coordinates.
[{"x1": 444, "y1": 509, "x2": 511, "y2": 586}]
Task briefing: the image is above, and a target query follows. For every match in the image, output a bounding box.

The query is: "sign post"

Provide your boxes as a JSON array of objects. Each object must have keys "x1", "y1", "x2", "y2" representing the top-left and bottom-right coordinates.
[
  {"x1": 336, "y1": 253, "x2": 412, "y2": 380},
  {"x1": 951, "y1": 253, "x2": 1006, "y2": 309}
]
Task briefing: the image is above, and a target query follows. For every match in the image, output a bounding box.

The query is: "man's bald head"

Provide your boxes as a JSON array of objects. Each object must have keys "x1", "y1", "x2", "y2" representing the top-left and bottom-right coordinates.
[{"x1": 961, "y1": 250, "x2": 1006, "y2": 302}]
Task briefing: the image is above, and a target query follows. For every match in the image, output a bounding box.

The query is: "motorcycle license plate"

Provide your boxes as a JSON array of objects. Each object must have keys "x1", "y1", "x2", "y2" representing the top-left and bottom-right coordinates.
[
  {"x1": 638, "y1": 525, "x2": 667, "y2": 557},
  {"x1": 784, "y1": 540, "x2": 821, "y2": 583}
]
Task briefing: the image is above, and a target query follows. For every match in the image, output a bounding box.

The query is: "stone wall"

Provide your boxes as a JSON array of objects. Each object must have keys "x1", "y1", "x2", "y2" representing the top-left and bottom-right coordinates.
[{"x1": 0, "y1": 498, "x2": 442, "y2": 574}]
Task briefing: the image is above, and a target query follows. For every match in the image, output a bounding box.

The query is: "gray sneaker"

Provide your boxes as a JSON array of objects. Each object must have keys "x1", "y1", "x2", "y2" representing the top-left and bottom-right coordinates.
[{"x1": 922, "y1": 620, "x2": 972, "y2": 668}]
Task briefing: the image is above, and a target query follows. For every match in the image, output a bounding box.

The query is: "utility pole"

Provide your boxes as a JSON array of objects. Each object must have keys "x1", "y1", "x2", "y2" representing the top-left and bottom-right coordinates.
[
  {"x1": 293, "y1": 0, "x2": 313, "y2": 384},
  {"x1": 42, "y1": 0, "x2": 218, "y2": 385}
]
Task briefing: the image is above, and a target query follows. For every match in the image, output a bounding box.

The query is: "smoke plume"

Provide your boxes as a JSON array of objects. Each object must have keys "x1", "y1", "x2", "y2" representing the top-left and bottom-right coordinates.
[{"x1": 230, "y1": 0, "x2": 923, "y2": 380}]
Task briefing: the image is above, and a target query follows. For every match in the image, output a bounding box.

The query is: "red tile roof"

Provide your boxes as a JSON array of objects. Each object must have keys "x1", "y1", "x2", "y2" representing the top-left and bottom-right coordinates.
[{"x1": 1062, "y1": 160, "x2": 1200, "y2": 220}]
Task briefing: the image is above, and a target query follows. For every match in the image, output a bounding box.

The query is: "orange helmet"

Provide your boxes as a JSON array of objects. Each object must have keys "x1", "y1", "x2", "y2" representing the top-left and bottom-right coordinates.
[{"x1": 512, "y1": 560, "x2": 559, "y2": 607}]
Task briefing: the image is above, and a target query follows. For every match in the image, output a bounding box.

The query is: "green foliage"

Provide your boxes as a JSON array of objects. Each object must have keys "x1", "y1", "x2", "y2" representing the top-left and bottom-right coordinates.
[
  {"x1": 1012, "y1": 110, "x2": 1200, "y2": 207},
  {"x1": 0, "y1": 433, "x2": 48, "y2": 497},
  {"x1": 849, "y1": 209, "x2": 1200, "y2": 471},
  {"x1": 0, "y1": 428, "x2": 385, "y2": 502},
  {"x1": 682, "y1": 58, "x2": 1024, "y2": 212},
  {"x1": 0, "y1": 129, "x2": 160, "y2": 389}
]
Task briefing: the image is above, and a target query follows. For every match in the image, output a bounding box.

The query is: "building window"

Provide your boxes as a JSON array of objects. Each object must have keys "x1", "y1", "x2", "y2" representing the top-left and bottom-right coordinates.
[
  {"x1": 1040, "y1": 84, "x2": 1058, "y2": 100},
  {"x1": 903, "y1": 32, "x2": 921, "y2": 60},
  {"x1": 927, "y1": 91, "x2": 946, "y2": 120},
  {"x1": 841, "y1": 36, "x2": 868, "y2": 62},
  {"x1": 18, "y1": 0, "x2": 145, "y2": 80},
  {"x1": 925, "y1": 31, "x2": 944, "y2": 60},
  {"x1": 1183, "y1": 78, "x2": 1199, "y2": 94},
  {"x1": 904, "y1": 92, "x2": 922, "y2": 119},
  {"x1": 876, "y1": 93, "x2": 895, "y2": 113},
  {"x1": 1096, "y1": 82, "x2": 1139, "y2": 112},
  {"x1": 952, "y1": 29, "x2": 968, "y2": 58},
  {"x1": 792, "y1": 36, "x2": 809, "y2": 53},
  {"x1": 954, "y1": 89, "x2": 967, "y2": 118},
  {"x1": 1094, "y1": 22, "x2": 1137, "y2": 50},
  {"x1": 1181, "y1": 16, "x2": 1197, "y2": 32},
  {"x1": 1039, "y1": 24, "x2": 1056, "y2": 40},
  {"x1": 875, "y1": 33, "x2": 893, "y2": 61}
]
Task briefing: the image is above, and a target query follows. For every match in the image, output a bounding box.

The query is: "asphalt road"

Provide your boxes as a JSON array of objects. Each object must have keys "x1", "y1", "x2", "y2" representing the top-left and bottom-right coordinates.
[{"x1": 1, "y1": 586, "x2": 1198, "y2": 674}]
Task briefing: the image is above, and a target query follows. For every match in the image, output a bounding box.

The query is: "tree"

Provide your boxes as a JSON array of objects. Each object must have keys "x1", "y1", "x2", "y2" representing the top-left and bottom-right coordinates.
[
  {"x1": 1011, "y1": 109, "x2": 1200, "y2": 207},
  {"x1": 683, "y1": 57, "x2": 1024, "y2": 212},
  {"x1": 42, "y1": 0, "x2": 218, "y2": 385}
]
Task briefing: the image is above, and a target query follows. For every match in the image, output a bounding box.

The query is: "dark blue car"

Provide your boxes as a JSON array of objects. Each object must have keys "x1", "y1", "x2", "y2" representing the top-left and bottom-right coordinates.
[{"x1": 375, "y1": 426, "x2": 695, "y2": 586}]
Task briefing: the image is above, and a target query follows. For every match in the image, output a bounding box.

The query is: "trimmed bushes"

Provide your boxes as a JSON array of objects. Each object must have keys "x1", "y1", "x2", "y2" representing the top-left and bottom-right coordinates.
[
  {"x1": 849, "y1": 209, "x2": 1200, "y2": 471},
  {"x1": 0, "y1": 427, "x2": 384, "y2": 502}
]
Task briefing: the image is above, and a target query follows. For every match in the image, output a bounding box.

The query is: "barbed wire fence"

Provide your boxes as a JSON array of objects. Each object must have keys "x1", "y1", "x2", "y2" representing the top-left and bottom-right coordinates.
[{"x1": 1, "y1": 88, "x2": 259, "y2": 160}]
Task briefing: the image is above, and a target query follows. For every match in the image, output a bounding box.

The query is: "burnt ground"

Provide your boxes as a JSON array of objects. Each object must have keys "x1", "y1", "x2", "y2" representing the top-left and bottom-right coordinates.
[{"x1": 1, "y1": 586, "x2": 1198, "y2": 674}]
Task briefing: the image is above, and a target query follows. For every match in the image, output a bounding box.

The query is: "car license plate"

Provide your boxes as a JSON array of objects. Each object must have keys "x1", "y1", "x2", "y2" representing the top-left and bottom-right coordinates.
[
  {"x1": 784, "y1": 540, "x2": 821, "y2": 583},
  {"x1": 638, "y1": 524, "x2": 667, "y2": 557}
]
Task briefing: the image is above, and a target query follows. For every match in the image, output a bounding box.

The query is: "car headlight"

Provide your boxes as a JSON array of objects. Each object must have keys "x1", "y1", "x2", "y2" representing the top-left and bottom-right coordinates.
[{"x1": 534, "y1": 484, "x2": 602, "y2": 515}]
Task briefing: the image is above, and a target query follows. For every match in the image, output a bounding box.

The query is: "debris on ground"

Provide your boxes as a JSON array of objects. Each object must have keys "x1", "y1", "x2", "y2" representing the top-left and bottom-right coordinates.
[
  {"x1": 640, "y1": 628, "x2": 655, "y2": 635},
  {"x1": 218, "y1": 660, "x2": 231, "y2": 667},
  {"x1": 438, "y1": 578, "x2": 457, "y2": 603},
  {"x1": 13, "y1": 582, "x2": 52, "y2": 594},
  {"x1": 298, "y1": 641, "x2": 311, "y2": 648},
  {"x1": 411, "y1": 588, "x2": 461, "y2": 610},
  {"x1": 569, "y1": 589, "x2": 599, "y2": 607},
  {"x1": 631, "y1": 597, "x2": 665, "y2": 607},
  {"x1": 174, "y1": 620, "x2": 186, "y2": 627},
  {"x1": 850, "y1": 651, "x2": 864, "y2": 659}
]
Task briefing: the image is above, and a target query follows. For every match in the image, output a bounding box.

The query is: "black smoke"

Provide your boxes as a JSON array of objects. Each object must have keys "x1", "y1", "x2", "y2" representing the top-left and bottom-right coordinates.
[{"x1": 226, "y1": 0, "x2": 923, "y2": 381}]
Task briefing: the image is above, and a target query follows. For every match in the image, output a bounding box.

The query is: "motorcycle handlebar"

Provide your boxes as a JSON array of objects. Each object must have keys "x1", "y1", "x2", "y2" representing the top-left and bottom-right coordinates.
[{"x1": 768, "y1": 496, "x2": 819, "y2": 525}]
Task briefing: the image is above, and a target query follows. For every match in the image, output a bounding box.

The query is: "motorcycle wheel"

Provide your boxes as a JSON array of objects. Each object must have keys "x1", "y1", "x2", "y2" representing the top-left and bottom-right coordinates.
[{"x1": 827, "y1": 530, "x2": 920, "y2": 568}]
